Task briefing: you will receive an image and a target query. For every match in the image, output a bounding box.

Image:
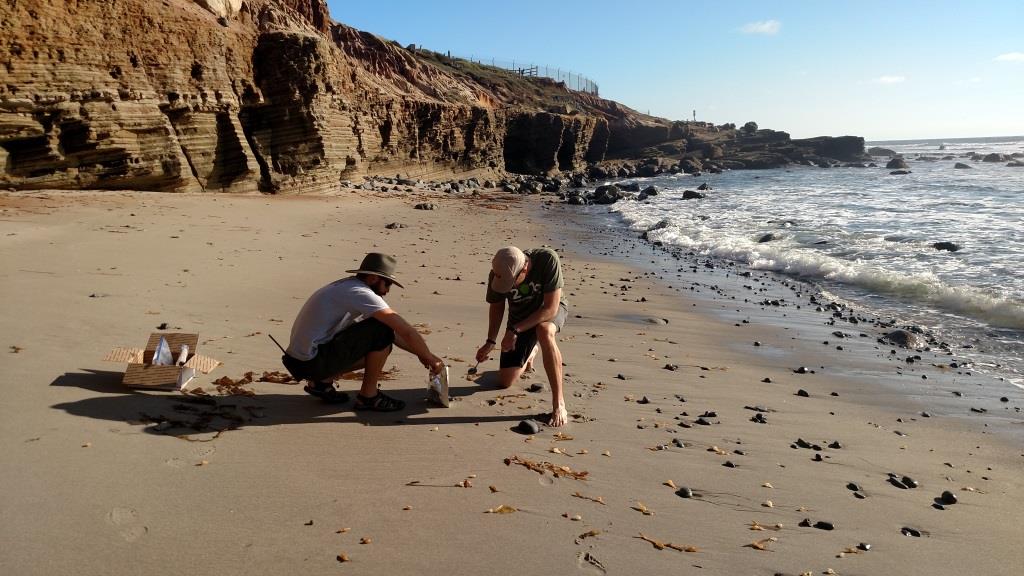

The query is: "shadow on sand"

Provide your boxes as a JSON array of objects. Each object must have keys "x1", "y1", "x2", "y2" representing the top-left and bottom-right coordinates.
[{"x1": 50, "y1": 369, "x2": 530, "y2": 439}]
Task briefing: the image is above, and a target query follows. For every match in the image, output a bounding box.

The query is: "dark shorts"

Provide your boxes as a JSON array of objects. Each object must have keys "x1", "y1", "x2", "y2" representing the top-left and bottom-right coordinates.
[
  {"x1": 281, "y1": 318, "x2": 394, "y2": 382},
  {"x1": 500, "y1": 303, "x2": 568, "y2": 369}
]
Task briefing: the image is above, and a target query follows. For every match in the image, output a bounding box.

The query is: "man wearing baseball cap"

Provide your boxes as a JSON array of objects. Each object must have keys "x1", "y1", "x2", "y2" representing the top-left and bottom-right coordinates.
[
  {"x1": 476, "y1": 246, "x2": 569, "y2": 426},
  {"x1": 282, "y1": 252, "x2": 444, "y2": 411}
]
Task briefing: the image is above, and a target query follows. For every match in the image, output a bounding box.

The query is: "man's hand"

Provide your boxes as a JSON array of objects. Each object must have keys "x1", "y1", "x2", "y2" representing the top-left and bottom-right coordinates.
[
  {"x1": 501, "y1": 330, "x2": 517, "y2": 352},
  {"x1": 475, "y1": 341, "x2": 494, "y2": 363},
  {"x1": 420, "y1": 353, "x2": 444, "y2": 375}
]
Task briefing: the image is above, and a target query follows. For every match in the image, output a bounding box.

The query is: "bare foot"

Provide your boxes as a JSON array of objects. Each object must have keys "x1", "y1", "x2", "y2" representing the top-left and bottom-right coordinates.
[{"x1": 548, "y1": 406, "x2": 568, "y2": 427}]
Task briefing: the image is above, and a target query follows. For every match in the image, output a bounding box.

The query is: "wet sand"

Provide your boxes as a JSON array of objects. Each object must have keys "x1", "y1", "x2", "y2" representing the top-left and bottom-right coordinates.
[{"x1": 1, "y1": 188, "x2": 1022, "y2": 575}]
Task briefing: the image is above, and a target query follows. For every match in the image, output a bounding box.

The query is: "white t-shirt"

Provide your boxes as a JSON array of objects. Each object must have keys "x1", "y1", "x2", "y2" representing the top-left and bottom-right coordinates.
[{"x1": 286, "y1": 277, "x2": 389, "y2": 361}]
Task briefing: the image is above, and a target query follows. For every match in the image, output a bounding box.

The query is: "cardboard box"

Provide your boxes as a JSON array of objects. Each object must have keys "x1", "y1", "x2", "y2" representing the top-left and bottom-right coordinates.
[{"x1": 104, "y1": 332, "x2": 221, "y2": 389}]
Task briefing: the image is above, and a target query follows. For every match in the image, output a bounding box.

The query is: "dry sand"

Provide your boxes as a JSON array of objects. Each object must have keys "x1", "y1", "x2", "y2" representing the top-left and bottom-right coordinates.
[{"x1": 1, "y1": 188, "x2": 1022, "y2": 575}]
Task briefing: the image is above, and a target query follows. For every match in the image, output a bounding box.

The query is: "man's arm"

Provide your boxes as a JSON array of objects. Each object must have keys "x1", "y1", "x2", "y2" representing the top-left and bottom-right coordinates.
[
  {"x1": 372, "y1": 308, "x2": 443, "y2": 372},
  {"x1": 510, "y1": 288, "x2": 561, "y2": 333},
  {"x1": 476, "y1": 301, "x2": 506, "y2": 362}
]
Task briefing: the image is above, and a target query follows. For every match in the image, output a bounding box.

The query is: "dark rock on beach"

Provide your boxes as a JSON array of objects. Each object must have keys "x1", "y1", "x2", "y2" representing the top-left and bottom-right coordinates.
[
  {"x1": 881, "y1": 329, "x2": 926, "y2": 349},
  {"x1": 681, "y1": 190, "x2": 706, "y2": 200},
  {"x1": 932, "y1": 241, "x2": 961, "y2": 252},
  {"x1": 886, "y1": 157, "x2": 908, "y2": 169}
]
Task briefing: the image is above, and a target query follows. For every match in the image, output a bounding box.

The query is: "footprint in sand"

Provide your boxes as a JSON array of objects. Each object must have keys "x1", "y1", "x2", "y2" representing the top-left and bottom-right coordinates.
[
  {"x1": 193, "y1": 445, "x2": 216, "y2": 459},
  {"x1": 164, "y1": 457, "x2": 186, "y2": 468},
  {"x1": 576, "y1": 551, "x2": 606, "y2": 575},
  {"x1": 106, "y1": 507, "x2": 147, "y2": 542}
]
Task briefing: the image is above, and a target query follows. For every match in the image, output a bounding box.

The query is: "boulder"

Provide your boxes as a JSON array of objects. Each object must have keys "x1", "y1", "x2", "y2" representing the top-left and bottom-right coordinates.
[
  {"x1": 982, "y1": 153, "x2": 1006, "y2": 163},
  {"x1": 637, "y1": 186, "x2": 659, "y2": 201},
  {"x1": 681, "y1": 190, "x2": 705, "y2": 200},
  {"x1": 680, "y1": 159, "x2": 703, "y2": 174},
  {"x1": 890, "y1": 170, "x2": 911, "y2": 175},
  {"x1": 1007, "y1": 161, "x2": 1024, "y2": 168},
  {"x1": 591, "y1": 184, "x2": 626, "y2": 205},
  {"x1": 932, "y1": 241, "x2": 961, "y2": 252},
  {"x1": 619, "y1": 182, "x2": 641, "y2": 192},
  {"x1": 882, "y1": 329, "x2": 926, "y2": 349},
  {"x1": 757, "y1": 233, "x2": 777, "y2": 243},
  {"x1": 697, "y1": 182, "x2": 712, "y2": 191},
  {"x1": 953, "y1": 163, "x2": 972, "y2": 169},
  {"x1": 886, "y1": 157, "x2": 908, "y2": 169},
  {"x1": 868, "y1": 146, "x2": 897, "y2": 156}
]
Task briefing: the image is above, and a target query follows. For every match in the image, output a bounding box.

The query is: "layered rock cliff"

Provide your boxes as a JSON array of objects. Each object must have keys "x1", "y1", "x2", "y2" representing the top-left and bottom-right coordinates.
[{"x1": 0, "y1": 1, "x2": 863, "y2": 193}]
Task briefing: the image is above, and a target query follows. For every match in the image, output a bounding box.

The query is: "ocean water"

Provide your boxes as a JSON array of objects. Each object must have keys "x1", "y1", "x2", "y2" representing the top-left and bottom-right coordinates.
[{"x1": 591, "y1": 136, "x2": 1024, "y2": 387}]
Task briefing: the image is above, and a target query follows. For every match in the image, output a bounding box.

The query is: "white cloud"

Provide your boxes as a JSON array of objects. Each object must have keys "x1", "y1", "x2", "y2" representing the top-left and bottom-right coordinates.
[
  {"x1": 740, "y1": 20, "x2": 781, "y2": 35},
  {"x1": 872, "y1": 75, "x2": 906, "y2": 84},
  {"x1": 994, "y1": 52, "x2": 1024, "y2": 62}
]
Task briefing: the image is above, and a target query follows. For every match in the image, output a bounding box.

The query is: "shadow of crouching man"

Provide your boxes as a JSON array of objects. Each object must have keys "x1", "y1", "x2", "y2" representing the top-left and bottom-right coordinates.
[{"x1": 50, "y1": 369, "x2": 525, "y2": 439}]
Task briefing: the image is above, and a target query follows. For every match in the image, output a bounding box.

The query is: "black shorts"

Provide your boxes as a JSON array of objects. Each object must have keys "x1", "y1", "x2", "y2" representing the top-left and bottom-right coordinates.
[
  {"x1": 281, "y1": 318, "x2": 394, "y2": 382},
  {"x1": 499, "y1": 303, "x2": 568, "y2": 369}
]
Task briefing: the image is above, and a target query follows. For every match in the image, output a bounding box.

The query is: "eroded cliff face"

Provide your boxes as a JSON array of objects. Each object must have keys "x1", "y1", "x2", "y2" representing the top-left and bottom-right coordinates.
[
  {"x1": 0, "y1": 0, "x2": 621, "y2": 193},
  {"x1": 0, "y1": 1, "x2": 862, "y2": 193}
]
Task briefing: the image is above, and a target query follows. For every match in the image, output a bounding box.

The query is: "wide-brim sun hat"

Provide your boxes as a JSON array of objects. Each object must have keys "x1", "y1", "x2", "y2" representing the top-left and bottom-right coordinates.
[{"x1": 346, "y1": 252, "x2": 404, "y2": 288}]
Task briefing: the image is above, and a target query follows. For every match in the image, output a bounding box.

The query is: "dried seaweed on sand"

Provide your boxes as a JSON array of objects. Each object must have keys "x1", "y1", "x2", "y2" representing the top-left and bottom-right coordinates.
[
  {"x1": 635, "y1": 533, "x2": 699, "y2": 552},
  {"x1": 504, "y1": 455, "x2": 589, "y2": 480}
]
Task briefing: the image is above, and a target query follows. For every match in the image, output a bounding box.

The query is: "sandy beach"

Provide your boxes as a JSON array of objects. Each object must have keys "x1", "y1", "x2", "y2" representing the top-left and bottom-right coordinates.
[{"x1": 1, "y1": 188, "x2": 1022, "y2": 575}]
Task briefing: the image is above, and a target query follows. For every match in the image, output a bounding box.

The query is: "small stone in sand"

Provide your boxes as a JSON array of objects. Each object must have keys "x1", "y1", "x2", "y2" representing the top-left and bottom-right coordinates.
[
  {"x1": 515, "y1": 420, "x2": 541, "y2": 435},
  {"x1": 901, "y1": 527, "x2": 921, "y2": 537},
  {"x1": 675, "y1": 486, "x2": 693, "y2": 498},
  {"x1": 846, "y1": 482, "x2": 861, "y2": 492},
  {"x1": 901, "y1": 476, "x2": 919, "y2": 488},
  {"x1": 857, "y1": 542, "x2": 871, "y2": 551},
  {"x1": 940, "y1": 491, "x2": 958, "y2": 505},
  {"x1": 637, "y1": 396, "x2": 650, "y2": 404},
  {"x1": 796, "y1": 389, "x2": 810, "y2": 397},
  {"x1": 762, "y1": 377, "x2": 772, "y2": 383},
  {"x1": 794, "y1": 366, "x2": 809, "y2": 374}
]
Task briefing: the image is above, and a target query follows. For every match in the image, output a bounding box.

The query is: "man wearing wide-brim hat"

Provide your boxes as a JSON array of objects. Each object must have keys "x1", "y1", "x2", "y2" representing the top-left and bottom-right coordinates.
[{"x1": 282, "y1": 252, "x2": 444, "y2": 411}]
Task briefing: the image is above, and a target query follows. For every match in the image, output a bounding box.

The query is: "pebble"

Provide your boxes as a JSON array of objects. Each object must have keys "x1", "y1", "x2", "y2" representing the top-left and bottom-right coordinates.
[
  {"x1": 762, "y1": 377, "x2": 772, "y2": 383},
  {"x1": 813, "y1": 454, "x2": 823, "y2": 462},
  {"x1": 750, "y1": 413, "x2": 767, "y2": 424},
  {"x1": 846, "y1": 482, "x2": 861, "y2": 492},
  {"x1": 940, "y1": 491, "x2": 958, "y2": 505},
  {"x1": 671, "y1": 438, "x2": 686, "y2": 448},
  {"x1": 901, "y1": 476, "x2": 919, "y2": 488},
  {"x1": 796, "y1": 389, "x2": 810, "y2": 397},
  {"x1": 637, "y1": 396, "x2": 650, "y2": 404},
  {"x1": 1000, "y1": 396, "x2": 1009, "y2": 402},
  {"x1": 901, "y1": 526, "x2": 922, "y2": 537},
  {"x1": 857, "y1": 542, "x2": 871, "y2": 551},
  {"x1": 888, "y1": 477, "x2": 909, "y2": 489},
  {"x1": 794, "y1": 366, "x2": 809, "y2": 374},
  {"x1": 723, "y1": 460, "x2": 737, "y2": 468},
  {"x1": 676, "y1": 486, "x2": 693, "y2": 498},
  {"x1": 515, "y1": 419, "x2": 541, "y2": 435},
  {"x1": 814, "y1": 521, "x2": 835, "y2": 531},
  {"x1": 828, "y1": 441, "x2": 842, "y2": 449},
  {"x1": 695, "y1": 417, "x2": 711, "y2": 425},
  {"x1": 754, "y1": 341, "x2": 762, "y2": 346},
  {"x1": 854, "y1": 492, "x2": 866, "y2": 499},
  {"x1": 527, "y1": 383, "x2": 544, "y2": 393}
]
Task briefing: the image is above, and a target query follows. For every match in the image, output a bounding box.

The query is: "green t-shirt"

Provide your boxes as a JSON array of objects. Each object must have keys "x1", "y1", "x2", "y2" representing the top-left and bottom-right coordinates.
[{"x1": 486, "y1": 247, "x2": 564, "y2": 325}]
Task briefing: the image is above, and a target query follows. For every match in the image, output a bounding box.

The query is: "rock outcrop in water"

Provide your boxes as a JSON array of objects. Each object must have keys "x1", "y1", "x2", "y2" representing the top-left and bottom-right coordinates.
[{"x1": 0, "y1": 1, "x2": 866, "y2": 193}]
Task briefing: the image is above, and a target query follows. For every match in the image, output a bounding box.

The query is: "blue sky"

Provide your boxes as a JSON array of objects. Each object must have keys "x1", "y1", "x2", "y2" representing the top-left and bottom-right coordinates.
[{"x1": 325, "y1": 1, "x2": 1023, "y2": 140}]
